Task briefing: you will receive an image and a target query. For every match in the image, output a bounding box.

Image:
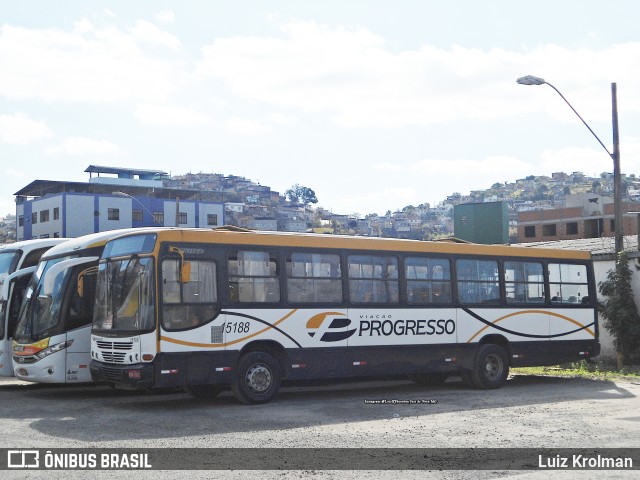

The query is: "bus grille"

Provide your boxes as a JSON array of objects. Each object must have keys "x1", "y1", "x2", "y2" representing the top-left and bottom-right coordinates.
[
  {"x1": 96, "y1": 340, "x2": 134, "y2": 350},
  {"x1": 101, "y1": 352, "x2": 127, "y2": 364}
]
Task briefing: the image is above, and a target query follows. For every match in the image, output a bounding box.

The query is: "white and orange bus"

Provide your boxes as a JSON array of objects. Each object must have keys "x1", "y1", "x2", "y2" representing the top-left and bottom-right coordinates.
[
  {"x1": 89, "y1": 228, "x2": 599, "y2": 403},
  {"x1": 0, "y1": 238, "x2": 68, "y2": 376}
]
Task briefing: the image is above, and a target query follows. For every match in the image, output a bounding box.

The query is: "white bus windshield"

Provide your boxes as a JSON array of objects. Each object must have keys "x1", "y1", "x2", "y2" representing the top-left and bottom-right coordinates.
[
  {"x1": 14, "y1": 257, "x2": 72, "y2": 343},
  {"x1": 0, "y1": 251, "x2": 20, "y2": 281},
  {"x1": 93, "y1": 257, "x2": 155, "y2": 333}
]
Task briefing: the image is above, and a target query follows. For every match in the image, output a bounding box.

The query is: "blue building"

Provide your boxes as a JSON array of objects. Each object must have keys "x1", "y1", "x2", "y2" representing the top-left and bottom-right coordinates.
[{"x1": 15, "y1": 166, "x2": 225, "y2": 240}]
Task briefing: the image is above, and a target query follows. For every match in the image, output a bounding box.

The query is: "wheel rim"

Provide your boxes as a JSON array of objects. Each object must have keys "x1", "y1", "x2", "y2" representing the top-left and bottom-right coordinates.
[
  {"x1": 244, "y1": 363, "x2": 272, "y2": 393},
  {"x1": 483, "y1": 353, "x2": 503, "y2": 381}
]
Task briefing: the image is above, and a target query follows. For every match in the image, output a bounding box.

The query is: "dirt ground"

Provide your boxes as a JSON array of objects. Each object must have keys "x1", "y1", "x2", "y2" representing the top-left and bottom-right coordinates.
[{"x1": 1, "y1": 373, "x2": 638, "y2": 479}]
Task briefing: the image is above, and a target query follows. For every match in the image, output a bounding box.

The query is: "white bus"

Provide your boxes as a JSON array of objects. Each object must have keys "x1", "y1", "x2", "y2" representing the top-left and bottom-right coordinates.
[
  {"x1": 89, "y1": 228, "x2": 600, "y2": 404},
  {"x1": 12, "y1": 230, "x2": 154, "y2": 383},
  {"x1": 0, "y1": 239, "x2": 68, "y2": 376}
]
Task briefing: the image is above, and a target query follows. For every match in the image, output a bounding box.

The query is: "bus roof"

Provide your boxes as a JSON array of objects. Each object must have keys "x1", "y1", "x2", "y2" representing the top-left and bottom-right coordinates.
[
  {"x1": 109, "y1": 227, "x2": 593, "y2": 261},
  {"x1": 0, "y1": 238, "x2": 68, "y2": 254},
  {"x1": 40, "y1": 228, "x2": 172, "y2": 260}
]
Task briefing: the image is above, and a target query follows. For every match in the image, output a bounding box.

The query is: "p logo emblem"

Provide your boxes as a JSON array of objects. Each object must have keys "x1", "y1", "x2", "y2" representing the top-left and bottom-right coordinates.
[{"x1": 306, "y1": 312, "x2": 356, "y2": 342}]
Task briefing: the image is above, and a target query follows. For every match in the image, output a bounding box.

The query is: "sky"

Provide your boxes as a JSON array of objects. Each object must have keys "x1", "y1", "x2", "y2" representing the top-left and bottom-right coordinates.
[{"x1": 2, "y1": 0, "x2": 640, "y2": 218}]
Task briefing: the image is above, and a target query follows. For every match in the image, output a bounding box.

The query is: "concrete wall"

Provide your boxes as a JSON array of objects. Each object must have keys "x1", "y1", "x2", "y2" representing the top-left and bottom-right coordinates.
[{"x1": 593, "y1": 256, "x2": 640, "y2": 364}]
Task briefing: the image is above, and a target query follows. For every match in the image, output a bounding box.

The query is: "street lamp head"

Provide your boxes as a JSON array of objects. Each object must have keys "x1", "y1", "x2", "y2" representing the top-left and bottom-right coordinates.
[
  {"x1": 516, "y1": 75, "x2": 546, "y2": 86},
  {"x1": 112, "y1": 191, "x2": 131, "y2": 198}
]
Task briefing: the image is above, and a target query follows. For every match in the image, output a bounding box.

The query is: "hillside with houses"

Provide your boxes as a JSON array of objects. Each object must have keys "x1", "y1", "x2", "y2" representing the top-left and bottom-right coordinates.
[
  {"x1": 3, "y1": 169, "x2": 639, "y2": 243},
  {"x1": 151, "y1": 169, "x2": 640, "y2": 242}
]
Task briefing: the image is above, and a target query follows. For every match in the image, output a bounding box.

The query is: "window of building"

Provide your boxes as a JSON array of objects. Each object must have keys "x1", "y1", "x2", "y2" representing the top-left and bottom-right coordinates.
[
  {"x1": 542, "y1": 224, "x2": 557, "y2": 236},
  {"x1": 207, "y1": 214, "x2": 218, "y2": 226},
  {"x1": 40, "y1": 210, "x2": 49, "y2": 223},
  {"x1": 53, "y1": 207, "x2": 60, "y2": 220},
  {"x1": 132, "y1": 210, "x2": 143, "y2": 222},
  {"x1": 18, "y1": 216, "x2": 24, "y2": 227},
  {"x1": 286, "y1": 253, "x2": 342, "y2": 303},
  {"x1": 610, "y1": 219, "x2": 615, "y2": 233},
  {"x1": 228, "y1": 251, "x2": 280, "y2": 303},
  {"x1": 178, "y1": 212, "x2": 187, "y2": 224},
  {"x1": 53, "y1": 232, "x2": 60, "y2": 238},
  {"x1": 405, "y1": 257, "x2": 452, "y2": 304},
  {"x1": 456, "y1": 259, "x2": 499, "y2": 304},
  {"x1": 31, "y1": 212, "x2": 37, "y2": 224},
  {"x1": 153, "y1": 212, "x2": 164, "y2": 225},
  {"x1": 108, "y1": 208, "x2": 120, "y2": 221},
  {"x1": 348, "y1": 255, "x2": 399, "y2": 304},
  {"x1": 524, "y1": 226, "x2": 536, "y2": 238},
  {"x1": 566, "y1": 222, "x2": 578, "y2": 235}
]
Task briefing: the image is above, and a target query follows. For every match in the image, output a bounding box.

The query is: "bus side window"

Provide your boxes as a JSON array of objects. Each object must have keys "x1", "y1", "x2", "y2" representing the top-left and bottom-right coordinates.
[
  {"x1": 228, "y1": 251, "x2": 280, "y2": 303},
  {"x1": 162, "y1": 259, "x2": 218, "y2": 330},
  {"x1": 548, "y1": 263, "x2": 589, "y2": 305}
]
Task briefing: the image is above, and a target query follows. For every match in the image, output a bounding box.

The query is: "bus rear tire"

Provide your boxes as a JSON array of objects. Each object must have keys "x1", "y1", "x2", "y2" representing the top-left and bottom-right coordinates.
[
  {"x1": 409, "y1": 372, "x2": 449, "y2": 385},
  {"x1": 186, "y1": 384, "x2": 222, "y2": 398},
  {"x1": 464, "y1": 344, "x2": 509, "y2": 389},
  {"x1": 232, "y1": 352, "x2": 281, "y2": 405}
]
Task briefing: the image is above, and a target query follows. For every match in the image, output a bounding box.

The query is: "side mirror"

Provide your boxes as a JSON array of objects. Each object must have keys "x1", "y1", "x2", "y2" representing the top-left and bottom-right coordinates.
[
  {"x1": 77, "y1": 277, "x2": 84, "y2": 298},
  {"x1": 77, "y1": 266, "x2": 99, "y2": 298},
  {"x1": 168, "y1": 246, "x2": 191, "y2": 283},
  {"x1": 181, "y1": 262, "x2": 191, "y2": 284}
]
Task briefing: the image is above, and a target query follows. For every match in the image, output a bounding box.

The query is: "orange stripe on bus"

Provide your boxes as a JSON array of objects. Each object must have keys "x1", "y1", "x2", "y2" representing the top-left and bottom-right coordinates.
[
  {"x1": 466, "y1": 310, "x2": 595, "y2": 343},
  {"x1": 160, "y1": 309, "x2": 299, "y2": 348}
]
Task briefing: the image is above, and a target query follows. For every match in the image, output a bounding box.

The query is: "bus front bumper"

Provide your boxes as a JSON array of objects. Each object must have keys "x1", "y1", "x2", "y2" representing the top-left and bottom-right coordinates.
[{"x1": 90, "y1": 360, "x2": 155, "y2": 388}]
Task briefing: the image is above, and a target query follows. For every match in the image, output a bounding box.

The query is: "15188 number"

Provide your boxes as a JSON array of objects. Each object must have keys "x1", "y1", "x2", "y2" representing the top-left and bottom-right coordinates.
[{"x1": 223, "y1": 322, "x2": 251, "y2": 334}]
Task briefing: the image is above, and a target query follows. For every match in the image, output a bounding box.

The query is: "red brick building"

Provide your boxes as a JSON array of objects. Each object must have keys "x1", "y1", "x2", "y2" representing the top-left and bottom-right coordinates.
[{"x1": 517, "y1": 194, "x2": 639, "y2": 243}]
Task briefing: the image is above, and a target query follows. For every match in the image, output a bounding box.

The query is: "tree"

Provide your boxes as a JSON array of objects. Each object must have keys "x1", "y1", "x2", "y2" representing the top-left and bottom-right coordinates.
[
  {"x1": 598, "y1": 252, "x2": 640, "y2": 367},
  {"x1": 285, "y1": 184, "x2": 318, "y2": 205}
]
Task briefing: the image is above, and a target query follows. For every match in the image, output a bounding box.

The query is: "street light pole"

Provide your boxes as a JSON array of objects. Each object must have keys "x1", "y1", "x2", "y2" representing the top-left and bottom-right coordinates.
[
  {"x1": 611, "y1": 83, "x2": 623, "y2": 257},
  {"x1": 516, "y1": 75, "x2": 623, "y2": 257}
]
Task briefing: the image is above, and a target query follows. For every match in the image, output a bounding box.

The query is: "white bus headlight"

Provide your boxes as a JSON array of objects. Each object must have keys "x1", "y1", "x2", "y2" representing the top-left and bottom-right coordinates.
[{"x1": 35, "y1": 340, "x2": 74, "y2": 359}]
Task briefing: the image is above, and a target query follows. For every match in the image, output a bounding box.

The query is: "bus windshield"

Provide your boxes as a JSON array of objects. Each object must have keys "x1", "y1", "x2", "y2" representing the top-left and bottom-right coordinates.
[
  {"x1": 93, "y1": 256, "x2": 155, "y2": 333},
  {"x1": 14, "y1": 256, "x2": 72, "y2": 343},
  {"x1": 0, "y1": 251, "x2": 20, "y2": 280}
]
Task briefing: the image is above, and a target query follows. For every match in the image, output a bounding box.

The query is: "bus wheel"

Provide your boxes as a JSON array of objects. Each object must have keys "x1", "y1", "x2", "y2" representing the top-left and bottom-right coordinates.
[
  {"x1": 232, "y1": 352, "x2": 282, "y2": 405},
  {"x1": 409, "y1": 373, "x2": 449, "y2": 385},
  {"x1": 185, "y1": 385, "x2": 222, "y2": 398},
  {"x1": 465, "y1": 344, "x2": 509, "y2": 389}
]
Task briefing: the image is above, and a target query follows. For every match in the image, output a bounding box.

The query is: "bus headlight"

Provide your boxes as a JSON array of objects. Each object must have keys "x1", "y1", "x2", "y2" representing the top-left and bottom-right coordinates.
[{"x1": 35, "y1": 340, "x2": 74, "y2": 359}]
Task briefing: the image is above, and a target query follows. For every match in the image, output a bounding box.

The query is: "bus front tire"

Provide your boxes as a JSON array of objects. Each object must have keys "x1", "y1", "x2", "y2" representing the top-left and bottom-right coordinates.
[
  {"x1": 232, "y1": 352, "x2": 282, "y2": 405},
  {"x1": 463, "y1": 344, "x2": 509, "y2": 389}
]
